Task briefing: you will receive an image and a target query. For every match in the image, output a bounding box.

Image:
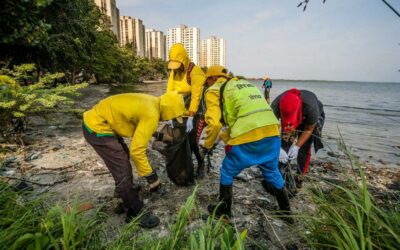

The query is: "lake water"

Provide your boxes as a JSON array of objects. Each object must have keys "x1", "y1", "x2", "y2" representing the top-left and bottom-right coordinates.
[{"x1": 110, "y1": 80, "x2": 400, "y2": 166}]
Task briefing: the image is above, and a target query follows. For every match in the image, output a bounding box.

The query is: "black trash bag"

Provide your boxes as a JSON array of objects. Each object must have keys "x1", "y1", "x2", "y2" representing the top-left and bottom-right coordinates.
[
  {"x1": 164, "y1": 133, "x2": 195, "y2": 186},
  {"x1": 152, "y1": 121, "x2": 194, "y2": 186}
]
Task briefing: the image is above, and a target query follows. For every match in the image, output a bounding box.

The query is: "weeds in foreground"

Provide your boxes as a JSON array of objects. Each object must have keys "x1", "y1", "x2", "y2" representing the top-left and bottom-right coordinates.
[
  {"x1": 0, "y1": 184, "x2": 246, "y2": 250},
  {"x1": 0, "y1": 182, "x2": 105, "y2": 250},
  {"x1": 2, "y1": 130, "x2": 399, "y2": 249},
  {"x1": 108, "y1": 186, "x2": 247, "y2": 250},
  {"x1": 299, "y1": 133, "x2": 400, "y2": 249}
]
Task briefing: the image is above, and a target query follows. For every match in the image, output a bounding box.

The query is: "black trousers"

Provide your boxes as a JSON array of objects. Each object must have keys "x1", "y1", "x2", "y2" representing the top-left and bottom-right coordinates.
[{"x1": 83, "y1": 125, "x2": 143, "y2": 214}]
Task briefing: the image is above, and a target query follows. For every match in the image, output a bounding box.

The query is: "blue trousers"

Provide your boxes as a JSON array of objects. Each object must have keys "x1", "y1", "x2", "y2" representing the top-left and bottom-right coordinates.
[{"x1": 220, "y1": 136, "x2": 284, "y2": 189}]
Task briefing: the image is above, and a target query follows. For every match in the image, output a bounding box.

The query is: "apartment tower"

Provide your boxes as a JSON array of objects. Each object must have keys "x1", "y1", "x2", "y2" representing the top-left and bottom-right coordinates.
[
  {"x1": 200, "y1": 36, "x2": 226, "y2": 68},
  {"x1": 94, "y1": 0, "x2": 120, "y2": 41},
  {"x1": 120, "y1": 16, "x2": 146, "y2": 57},
  {"x1": 145, "y1": 29, "x2": 166, "y2": 60},
  {"x1": 167, "y1": 25, "x2": 200, "y2": 65}
]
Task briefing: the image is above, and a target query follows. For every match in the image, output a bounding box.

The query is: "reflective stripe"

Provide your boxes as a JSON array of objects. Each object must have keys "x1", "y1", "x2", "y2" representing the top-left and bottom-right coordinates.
[{"x1": 83, "y1": 122, "x2": 114, "y2": 137}]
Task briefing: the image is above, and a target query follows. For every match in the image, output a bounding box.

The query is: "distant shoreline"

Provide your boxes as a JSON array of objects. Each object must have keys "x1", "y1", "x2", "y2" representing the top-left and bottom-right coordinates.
[
  {"x1": 247, "y1": 78, "x2": 400, "y2": 84},
  {"x1": 142, "y1": 80, "x2": 167, "y2": 84}
]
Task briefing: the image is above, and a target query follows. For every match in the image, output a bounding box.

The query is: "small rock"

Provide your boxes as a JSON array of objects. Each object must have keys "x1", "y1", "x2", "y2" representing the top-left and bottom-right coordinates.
[
  {"x1": 378, "y1": 159, "x2": 385, "y2": 164},
  {"x1": 50, "y1": 144, "x2": 64, "y2": 151},
  {"x1": 25, "y1": 152, "x2": 42, "y2": 161},
  {"x1": 257, "y1": 196, "x2": 271, "y2": 203},
  {"x1": 235, "y1": 172, "x2": 252, "y2": 182},
  {"x1": 272, "y1": 219, "x2": 284, "y2": 227},
  {"x1": 1, "y1": 156, "x2": 17, "y2": 168},
  {"x1": 13, "y1": 181, "x2": 34, "y2": 192},
  {"x1": 327, "y1": 151, "x2": 340, "y2": 158},
  {"x1": 4, "y1": 169, "x2": 16, "y2": 176}
]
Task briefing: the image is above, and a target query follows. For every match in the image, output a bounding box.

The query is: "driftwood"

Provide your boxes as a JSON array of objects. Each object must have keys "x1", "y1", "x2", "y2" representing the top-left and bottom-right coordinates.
[
  {"x1": 93, "y1": 171, "x2": 111, "y2": 176},
  {"x1": 35, "y1": 162, "x2": 81, "y2": 171}
]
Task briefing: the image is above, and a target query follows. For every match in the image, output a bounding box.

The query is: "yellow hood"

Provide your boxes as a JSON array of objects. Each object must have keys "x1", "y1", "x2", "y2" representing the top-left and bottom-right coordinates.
[
  {"x1": 159, "y1": 92, "x2": 185, "y2": 121},
  {"x1": 169, "y1": 43, "x2": 190, "y2": 70}
]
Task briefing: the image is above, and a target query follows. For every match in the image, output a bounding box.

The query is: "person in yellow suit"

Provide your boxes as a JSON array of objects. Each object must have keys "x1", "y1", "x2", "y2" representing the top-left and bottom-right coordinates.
[
  {"x1": 167, "y1": 43, "x2": 207, "y2": 178},
  {"x1": 199, "y1": 66, "x2": 292, "y2": 223},
  {"x1": 83, "y1": 92, "x2": 185, "y2": 228},
  {"x1": 167, "y1": 43, "x2": 206, "y2": 132}
]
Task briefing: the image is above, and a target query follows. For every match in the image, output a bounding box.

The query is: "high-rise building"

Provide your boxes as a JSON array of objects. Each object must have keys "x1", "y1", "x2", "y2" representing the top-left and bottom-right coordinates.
[
  {"x1": 119, "y1": 16, "x2": 146, "y2": 57},
  {"x1": 145, "y1": 29, "x2": 166, "y2": 60},
  {"x1": 94, "y1": 0, "x2": 120, "y2": 41},
  {"x1": 200, "y1": 36, "x2": 226, "y2": 68},
  {"x1": 167, "y1": 25, "x2": 200, "y2": 65}
]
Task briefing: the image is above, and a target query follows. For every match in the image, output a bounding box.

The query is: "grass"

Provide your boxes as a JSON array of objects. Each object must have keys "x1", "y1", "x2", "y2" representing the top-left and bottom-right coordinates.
[
  {"x1": 298, "y1": 134, "x2": 400, "y2": 249},
  {"x1": 108, "y1": 186, "x2": 247, "y2": 250},
  {"x1": 0, "y1": 184, "x2": 246, "y2": 250},
  {"x1": 1, "y1": 131, "x2": 399, "y2": 249},
  {"x1": 0, "y1": 181, "x2": 105, "y2": 250}
]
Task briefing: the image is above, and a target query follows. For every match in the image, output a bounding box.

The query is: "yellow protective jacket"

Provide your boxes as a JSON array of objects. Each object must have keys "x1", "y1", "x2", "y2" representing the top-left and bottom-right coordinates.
[
  {"x1": 167, "y1": 44, "x2": 206, "y2": 114},
  {"x1": 83, "y1": 93, "x2": 184, "y2": 176},
  {"x1": 203, "y1": 77, "x2": 280, "y2": 149}
]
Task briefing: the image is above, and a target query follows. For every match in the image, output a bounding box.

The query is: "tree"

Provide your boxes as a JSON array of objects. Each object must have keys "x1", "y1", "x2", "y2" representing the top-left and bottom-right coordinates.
[
  {"x1": 0, "y1": 64, "x2": 87, "y2": 143},
  {"x1": 298, "y1": 0, "x2": 400, "y2": 18}
]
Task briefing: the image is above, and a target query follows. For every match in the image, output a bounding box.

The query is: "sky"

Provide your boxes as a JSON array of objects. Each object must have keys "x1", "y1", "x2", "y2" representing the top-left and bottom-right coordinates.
[{"x1": 117, "y1": 0, "x2": 400, "y2": 82}]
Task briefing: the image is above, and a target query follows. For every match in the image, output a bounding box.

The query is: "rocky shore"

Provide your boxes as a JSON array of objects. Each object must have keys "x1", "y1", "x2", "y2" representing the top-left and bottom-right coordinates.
[{"x1": 1, "y1": 84, "x2": 399, "y2": 248}]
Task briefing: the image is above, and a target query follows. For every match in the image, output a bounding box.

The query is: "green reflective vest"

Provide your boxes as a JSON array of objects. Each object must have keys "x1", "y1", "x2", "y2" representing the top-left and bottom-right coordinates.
[{"x1": 219, "y1": 79, "x2": 279, "y2": 139}]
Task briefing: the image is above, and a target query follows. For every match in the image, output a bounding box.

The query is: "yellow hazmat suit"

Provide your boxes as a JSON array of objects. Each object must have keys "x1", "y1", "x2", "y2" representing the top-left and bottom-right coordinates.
[
  {"x1": 83, "y1": 92, "x2": 185, "y2": 176},
  {"x1": 167, "y1": 43, "x2": 206, "y2": 115}
]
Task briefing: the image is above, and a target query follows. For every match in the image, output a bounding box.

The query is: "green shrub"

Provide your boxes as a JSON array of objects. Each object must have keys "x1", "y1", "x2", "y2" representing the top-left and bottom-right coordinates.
[{"x1": 0, "y1": 64, "x2": 87, "y2": 142}]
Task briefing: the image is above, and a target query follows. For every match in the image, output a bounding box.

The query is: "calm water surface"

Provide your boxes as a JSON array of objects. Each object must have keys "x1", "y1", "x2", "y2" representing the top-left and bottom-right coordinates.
[{"x1": 110, "y1": 80, "x2": 400, "y2": 166}]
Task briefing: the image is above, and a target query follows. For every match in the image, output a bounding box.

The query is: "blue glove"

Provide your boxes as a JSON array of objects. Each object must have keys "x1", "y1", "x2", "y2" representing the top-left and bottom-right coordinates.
[
  {"x1": 288, "y1": 144, "x2": 300, "y2": 160},
  {"x1": 186, "y1": 116, "x2": 194, "y2": 133}
]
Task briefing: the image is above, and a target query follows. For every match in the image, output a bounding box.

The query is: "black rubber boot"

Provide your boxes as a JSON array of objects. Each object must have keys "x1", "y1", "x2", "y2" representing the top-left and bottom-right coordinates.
[
  {"x1": 207, "y1": 184, "x2": 232, "y2": 218},
  {"x1": 126, "y1": 209, "x2": 160, "y2": 228},
  {"x1": 114, "y1": 202, "x2": 125, "y2": 215},
  {"x1": 262, "y1": 180, "x2": 293, "y2": 224},
  {"x1": 196, "y1": 161, "x2": 205, "y2": 179},
  {"x1": 124, "y1": 185, "x2": 160, "y2": 228}
]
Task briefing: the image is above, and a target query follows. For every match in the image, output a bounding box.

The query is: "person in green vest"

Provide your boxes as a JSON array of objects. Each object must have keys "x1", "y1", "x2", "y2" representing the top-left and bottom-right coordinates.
[{"x1": 199, "y1": 65, "x2": 292, "y2": 222}]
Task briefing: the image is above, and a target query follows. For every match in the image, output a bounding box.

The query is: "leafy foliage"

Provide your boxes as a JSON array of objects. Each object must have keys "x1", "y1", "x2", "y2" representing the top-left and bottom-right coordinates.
[
  {"x1": 0, "y1": 0, "x2": 52, "y2": 46},
  {"x1": 0, "y1": 0, "x2": 167, "y2": 84},
  {"x1": 0, "y1": 64, "x2": 87, "y2": 142}
]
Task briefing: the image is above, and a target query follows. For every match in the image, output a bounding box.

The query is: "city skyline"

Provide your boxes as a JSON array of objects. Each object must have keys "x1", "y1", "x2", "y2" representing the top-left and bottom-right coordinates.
[
  {"x1": 95, "y1": 1, "x2": 228, "y2": 69},
  {"x1": 116, "y1": 0, "x2": 400, "y2": 83}
]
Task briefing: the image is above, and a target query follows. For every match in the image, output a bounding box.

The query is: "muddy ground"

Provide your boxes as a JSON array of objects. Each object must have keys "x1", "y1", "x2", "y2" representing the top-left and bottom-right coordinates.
[{"x1": 1, "y1": 84, "x2": 399, "y2": 249}]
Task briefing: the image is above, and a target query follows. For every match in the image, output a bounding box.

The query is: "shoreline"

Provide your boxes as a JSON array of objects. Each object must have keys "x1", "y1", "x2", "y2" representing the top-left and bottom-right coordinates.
[{"x1": 0, "y1": 83, "x2": 399, "y2": 248}]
